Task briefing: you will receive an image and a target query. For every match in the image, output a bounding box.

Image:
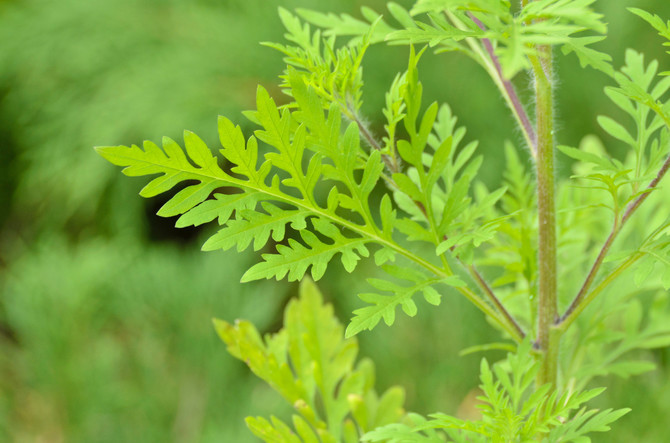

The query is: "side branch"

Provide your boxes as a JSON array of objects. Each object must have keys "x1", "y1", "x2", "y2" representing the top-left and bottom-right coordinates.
[
  {"x1": 468, "y1": 13, "x2": 537, "y2": 157},
  {"x1": 349, "y1": 107, "x2": 400, "y2": 173},
  {"x1": 471, "y1": 265, "x2": 526, "y2": 339},
  {"x1": 352, "y1": 108, "x2": 526, "y2": 341},
  {"x1": 559, "y1": 153, "x2": 670, "y2": 324}
]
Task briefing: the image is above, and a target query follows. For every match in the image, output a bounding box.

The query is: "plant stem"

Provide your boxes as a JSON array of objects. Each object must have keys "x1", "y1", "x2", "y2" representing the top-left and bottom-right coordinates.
[
  {"x1": 471, "y1": 265, "x2": 526, "y2": 339},
  {"x1": 559, "y1": 153, "x2": 670, "y2": 323},
  {"x1": 532, "y1": 48, "x2": 559, "y2": 387},
  {"x1": 467, "y1": 13, "x2": 537, "y2": 157},
  {"x1": 348, "y1": 107, "x2": 401, "y2": 173}
]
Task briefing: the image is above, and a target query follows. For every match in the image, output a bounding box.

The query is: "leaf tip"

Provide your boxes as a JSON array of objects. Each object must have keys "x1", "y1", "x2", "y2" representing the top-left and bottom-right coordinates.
[
  {"x1": 212, "y1": 317, "x2": 230, "y2": 341},
  {"x1": 344, "y1": 325, "x2": 360, "y2": 339}
]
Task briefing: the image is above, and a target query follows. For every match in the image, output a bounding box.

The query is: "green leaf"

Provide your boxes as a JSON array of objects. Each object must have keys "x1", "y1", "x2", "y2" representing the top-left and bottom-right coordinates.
[
  {"x1": 98, "y1": 80, "x2": 395, "y2": 288},
  {"x1": 561, "y1": 36, "x2": 614, "y2": 75},
  {"x1": 241, "y1": 220, "x2": 370, "y2": 282},
  {"x1": 557, "y1": 145, "x2": 615, "y2": 170},
  {"x1": 175, "y1": 191, "x2": 260, "y2": 228},
  {"x1": 412, "y1": 0, "x2": 512, "y2": 18},
  {"x1": 522, "y1": 0, "x2": 606, "y2": 34},
  {"x1": 629, "y1": 8, "x2": 670, "y2": 57},
  {"x1": 387, "y1": 3, "x2": 417, "y2": 30},
  {"x1": 246, "y1": 416, "x2": 303, "y2": 443},
  {"x1": 597, "y1": 115, "x2": 636, "y2": 145},
  {"x1": 202, "y1": 203, "x2": 310, "y2": 252},
  {"x1": 297, "y1": 7, "x2": 396, "y2": 44},
  {"x1": 215, "y1": 279, "x2": 407, "y2": 441},
  {"x1": 346, "y1": 269, "x2": 463, "y2": 337},
  {"x1": 218, "y1": 116, "x2": 269, "y2": 184}
]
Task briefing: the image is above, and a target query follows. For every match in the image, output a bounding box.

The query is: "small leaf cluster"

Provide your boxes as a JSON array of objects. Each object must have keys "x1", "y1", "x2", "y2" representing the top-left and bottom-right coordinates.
[
  {"x1": 214, "y1": 279, "x2": 406, "y2": 442},
  {"x1": 265, "y1": 7, "x2": 374, "y2": 119},
  {"x1": 363, "y1": 341, "x2": 629, "y2": 443},
  {"x1": 559, "y1": 49, "x2": 670, "y2": 219},
  {"x1": 299, "y1": 0, "x2": 610, "y2": 78}
]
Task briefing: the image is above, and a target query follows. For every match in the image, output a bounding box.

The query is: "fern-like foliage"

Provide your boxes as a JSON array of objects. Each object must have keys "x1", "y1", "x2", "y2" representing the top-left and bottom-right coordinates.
[
  {"x1": 559, "y1": 50, "x2": 670, "y2": 220},
  {"x1": 363, "y1": 341, "x2": 630, "y2": 443},
  {"x1": 97, "y1": 19, "x2": 514, "y2": 340},
  {"x1": 630, "y1": 8, "x2": 670, "y2": 67},
  {"x1": 299, "y1": 0, "x2": 610, "y2": 78},
  {"x1": 97, "y1": 82, "x2": 381, "y2": 283},
  {"x1": 265, "y1": 7, "x2": 374, "y2": 119},
  {"x1": 214, "y1": 278, "x2": 407, "y2": 442},
  {"x1": 95, "y1": 3, "x2": 670, "y2": 442}
]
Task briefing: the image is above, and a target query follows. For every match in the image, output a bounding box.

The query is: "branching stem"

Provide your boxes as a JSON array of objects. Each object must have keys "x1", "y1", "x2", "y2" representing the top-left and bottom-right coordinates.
[
  {"x1": 353, "y1": 104, "x2": 526, "y2": 342},
  {"x1": 467, "y1": 13, "x2": 537, "y2": 157},
  {"x1": 559, "y1": 153, "x2": 670, "y2": 324}
]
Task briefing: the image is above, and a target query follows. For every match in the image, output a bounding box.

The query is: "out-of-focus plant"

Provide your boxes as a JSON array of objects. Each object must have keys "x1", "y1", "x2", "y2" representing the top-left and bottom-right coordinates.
[
  {"x1": 1, "y1": 237, "x2": 288, "y2": 442},
  {"x1": 0, "y1": 0, "x2": 281, "y2": 233}
]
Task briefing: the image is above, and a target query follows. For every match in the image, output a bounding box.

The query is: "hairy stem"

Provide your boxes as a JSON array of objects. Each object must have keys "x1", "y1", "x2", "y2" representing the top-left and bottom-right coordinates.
[
  {"x1": 559, "y1": 153, "x2": 670, "y2": 323},
  {"x1": 471, "y1": 265, "x2": 526, "y2": 339},
  {"x1": 532, "y1": 48, "x2": 559, "y2": 387},
  {"x1": 468, "y1": 13, "x2": 537, "y2": 157},
  {"x1": 347, "y1": 107, "x2": 401, "y2": 174}
]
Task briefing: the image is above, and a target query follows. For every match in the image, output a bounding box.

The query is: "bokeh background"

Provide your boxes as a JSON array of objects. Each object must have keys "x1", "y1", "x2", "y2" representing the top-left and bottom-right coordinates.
[{"x1": 1, "y1": 0, "x2": 670, "y2": 441}]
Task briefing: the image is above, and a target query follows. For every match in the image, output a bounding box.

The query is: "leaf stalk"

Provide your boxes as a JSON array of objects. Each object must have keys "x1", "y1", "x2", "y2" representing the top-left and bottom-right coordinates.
[{"x1": 471, "y1": 265, "x2": 526, "y2": 340}]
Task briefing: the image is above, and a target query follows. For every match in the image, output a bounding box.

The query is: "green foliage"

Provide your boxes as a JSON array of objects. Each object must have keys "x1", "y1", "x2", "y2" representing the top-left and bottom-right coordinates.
[
  {"x1": 215, "y1": 278, "x2": 406, "y2": 442},
  {"x1": 630, "y1": 8, "x2": 670, "y2": 67},
  {"x1": 94, "y1": 1, "x2": 670, "y2": 442},
  {"x1": 0, "y1": 236, "x2": 285, "y2": 442},
  {"x1": 96, "y1": 88, "x2": 380, "y2": 284},
  {"x1": 559, "y1": 49, "x2": 670, "y2": 218},
  {"x1": 299, "y1": 0, "x2": 610, "y2": 78},
  {"x1": 96, "y1": 27, "x2": 513, "y2": 339},
  {"x1": 267, "y1": 7, "x2": 373, "y2": 118},
  {"x1": 364, "y1": 342, "x2": 629, "y2": 442}
]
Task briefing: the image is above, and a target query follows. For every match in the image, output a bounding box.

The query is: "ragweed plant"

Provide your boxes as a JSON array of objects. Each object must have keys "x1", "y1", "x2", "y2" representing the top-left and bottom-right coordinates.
[{"x1": 97, "y1": 1, "x2": 670, "y2": 441}]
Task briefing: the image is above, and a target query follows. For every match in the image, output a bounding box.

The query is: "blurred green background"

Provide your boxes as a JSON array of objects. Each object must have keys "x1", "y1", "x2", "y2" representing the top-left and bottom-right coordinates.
[{"x1": 1, "y1": 0, "x2": 670, "y2": 441}]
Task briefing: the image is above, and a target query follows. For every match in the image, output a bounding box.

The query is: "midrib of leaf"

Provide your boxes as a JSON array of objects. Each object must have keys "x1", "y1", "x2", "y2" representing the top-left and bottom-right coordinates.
[
  {"x1": 203, "y1": 207, "x2": 308, "y2": 251},
  {"x1": 369, "y1": 278, "x2": 440, "y2": 319},
  {"x1": 109, "y1": 149, "x2": 446, "y2": 277},
  {"x1": 106, "y1": 145, "x2": 521, "y2": 338},
  {"x1": 261, "y1": 105, "x2": 315, "y2": 204},
  {"x1": 243, "y1": 237, "x2": 370, "y2": 281}
]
